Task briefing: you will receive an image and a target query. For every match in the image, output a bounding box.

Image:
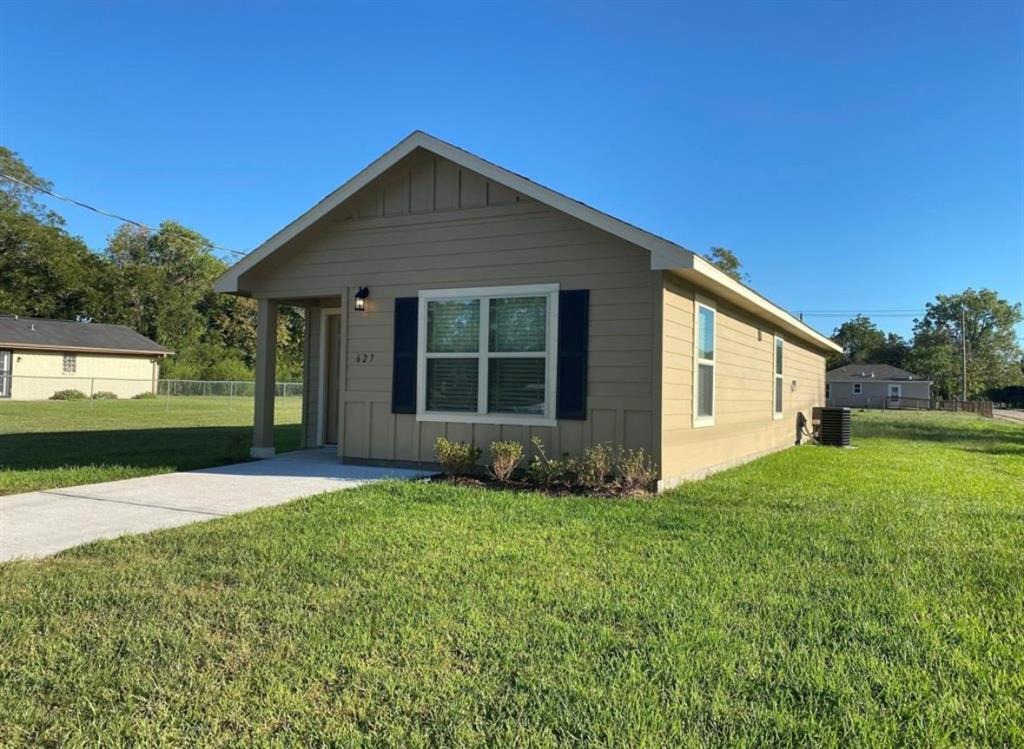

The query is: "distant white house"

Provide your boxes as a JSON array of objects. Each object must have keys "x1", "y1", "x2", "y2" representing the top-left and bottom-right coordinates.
[
  {"x1": 0, "y1": 316, "x2": 170, "y2": 400},
  {"x1": 826, "y1": 364, "x2": 932, "y2": 409}
]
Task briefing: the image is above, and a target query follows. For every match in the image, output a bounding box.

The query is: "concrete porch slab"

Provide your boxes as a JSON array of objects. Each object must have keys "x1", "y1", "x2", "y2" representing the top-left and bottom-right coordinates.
[{"x1": 0, "y1": 448, "x2": 431, "y2": 563}]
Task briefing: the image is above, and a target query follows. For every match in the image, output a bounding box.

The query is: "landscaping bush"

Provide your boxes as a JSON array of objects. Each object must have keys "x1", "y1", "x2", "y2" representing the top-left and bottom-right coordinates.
[
  {"x1": 488, "y1": 440, "x2": 524, "y2": 482},
  {"x1": 614, "y1": 447, "x2": 658, "y2": 494},
  {"x1": 434, "y1": 437, "x2": 482, "y2": 476},
  {"x1": 92, "y1": 391, "x2": 118, "y2": 400},
  {"x1": 131, "y1": 391, "x2": 158, "y2": 400},
  {"x1": 525, "y1": 437, "x2": 574, "y2": 488},
  {"x1": 575, "y1": 443, "x2": 614, "y2": 491},
  {"x1": 49, "y1": 389, "x2": 87, "y2": 401}
]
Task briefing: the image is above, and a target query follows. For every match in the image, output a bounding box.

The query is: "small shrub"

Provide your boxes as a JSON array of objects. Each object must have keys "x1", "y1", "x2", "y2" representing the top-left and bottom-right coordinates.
[
  {"x1": 525, "y1": 437, "x2": 573, "y2": 488},
  {"x1": 92, "y1": 391, "x2": 118, "y2": 400},
  {"x1": 132, "y1": 391, "x2": 158, "y2": 400},
  {"x1": 434, "y1": 436, "x2": 482, "y2": 476},
  {"x1": 614, "y1": 447, "x2": 658, "y2": 494},
  {"x1": 576, "y1": 443, "x2": 614, "y2": 491},
  {"x1": 50, "y1": 389, "x2": 87, "y2": 401},
  {"x1": 489, "y1": 440, "x2": 524, "y2": 482}
]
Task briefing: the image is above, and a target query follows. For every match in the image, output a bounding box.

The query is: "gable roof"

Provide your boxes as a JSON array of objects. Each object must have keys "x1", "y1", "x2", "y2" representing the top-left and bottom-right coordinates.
[
  {"x1": 827, "y1": 363, "x2": 930, "y2": 382},
  {"x1": 0, "y1": 316, "x2": 170, "y2": 356},
  {"x1": 215, "y1": 131, "x2": 841, "y2": 354}
]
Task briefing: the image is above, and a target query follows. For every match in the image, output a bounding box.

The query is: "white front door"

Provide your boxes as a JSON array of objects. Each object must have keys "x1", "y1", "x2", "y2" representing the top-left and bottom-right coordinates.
[
  {"x1": 0, "y1": 350, "x2": 11, "y2": 398},
  {"x1": 888, "y1": 384, "x2": 901, "y2": 402}
]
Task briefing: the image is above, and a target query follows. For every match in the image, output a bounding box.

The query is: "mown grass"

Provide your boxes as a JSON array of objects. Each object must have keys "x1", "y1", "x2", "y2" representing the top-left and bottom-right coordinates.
[
  {"x1": 1, "y1": 411, "x2": 1022, "y2": 746},
  {"x1": 0, "y1": 396, "x2": 302, "y2": 495}
]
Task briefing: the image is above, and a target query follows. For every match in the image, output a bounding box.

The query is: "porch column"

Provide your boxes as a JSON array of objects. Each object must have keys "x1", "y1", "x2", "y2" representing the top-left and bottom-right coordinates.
[{"x1": 251, "y1": 298, "x2": 278, "y2": 458}]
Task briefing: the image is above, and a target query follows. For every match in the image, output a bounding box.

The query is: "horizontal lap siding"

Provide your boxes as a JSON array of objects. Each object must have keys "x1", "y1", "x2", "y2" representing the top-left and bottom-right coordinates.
[
  {"x1": 247, "y1": 153, "x2": 659, "y2": 464},
  {"x1": 661, "y1": 275, "x2": 826, "y2": 483}
]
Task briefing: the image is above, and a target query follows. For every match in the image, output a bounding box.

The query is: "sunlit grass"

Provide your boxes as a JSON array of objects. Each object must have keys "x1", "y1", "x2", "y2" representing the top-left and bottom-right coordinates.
[{"x1": 0, "y1": 411, "x2": 1021, "y2": 746}]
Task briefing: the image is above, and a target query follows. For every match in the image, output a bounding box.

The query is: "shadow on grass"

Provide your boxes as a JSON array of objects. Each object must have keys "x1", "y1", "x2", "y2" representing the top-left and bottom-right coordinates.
[{"x1": 0, "y1": 424, "x2": 302, "y2": 472}]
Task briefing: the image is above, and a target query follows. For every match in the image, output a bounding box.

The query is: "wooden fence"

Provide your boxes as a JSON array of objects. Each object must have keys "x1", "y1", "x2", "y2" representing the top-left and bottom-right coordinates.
[{"x1": 881, "y1": 396, "x2": 993, "y2": 418}]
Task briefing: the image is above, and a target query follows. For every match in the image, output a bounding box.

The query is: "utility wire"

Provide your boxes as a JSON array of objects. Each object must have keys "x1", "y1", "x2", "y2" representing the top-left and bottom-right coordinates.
[{"x1": 0, "y1": 172, "x2": 247, "y2": 258}]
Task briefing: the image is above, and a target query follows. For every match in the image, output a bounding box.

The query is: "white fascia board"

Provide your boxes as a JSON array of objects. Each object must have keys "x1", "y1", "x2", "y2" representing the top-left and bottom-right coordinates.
[{"x1": 660, "y1": 255, "x2": 842, "y2": 355}]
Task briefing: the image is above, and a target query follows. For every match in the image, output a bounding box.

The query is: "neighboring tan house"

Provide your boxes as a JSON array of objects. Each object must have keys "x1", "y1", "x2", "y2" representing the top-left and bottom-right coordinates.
[
  {"x1": 0, "y1": 316, "x2": 169, "y2": 400},
  {"x1": 215, "y1": 131, "x2": 842, "y2": 488},
  {"x1": 826, "y1": 363, "x2": 932, "y2": 409}
]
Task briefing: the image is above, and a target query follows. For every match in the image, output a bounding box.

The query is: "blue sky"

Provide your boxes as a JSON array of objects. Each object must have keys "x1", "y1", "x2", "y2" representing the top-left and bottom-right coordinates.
[{"x1": 1, "y1": 0, "x2": 1021, "y2": 339}]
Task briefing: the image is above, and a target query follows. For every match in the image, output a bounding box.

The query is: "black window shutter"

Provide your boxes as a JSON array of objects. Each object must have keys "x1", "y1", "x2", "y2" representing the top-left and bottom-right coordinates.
[
  {"x1": 556, "y1": 289, "x2": 589, "y2": 420},
  {"x1": 391, "y1": 297, "x2": 418, "y2": 413}
]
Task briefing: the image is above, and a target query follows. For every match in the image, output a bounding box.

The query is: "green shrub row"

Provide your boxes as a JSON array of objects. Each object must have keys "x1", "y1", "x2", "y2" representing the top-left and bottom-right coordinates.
[{"x1": 434, "y1": 436, "x2": 658, "y2": 495}]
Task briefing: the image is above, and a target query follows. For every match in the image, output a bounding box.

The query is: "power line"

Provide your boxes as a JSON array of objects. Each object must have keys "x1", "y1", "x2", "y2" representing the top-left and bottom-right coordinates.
[{"x1": 0, "y1": 172, "x2": 247, "y2": 258}]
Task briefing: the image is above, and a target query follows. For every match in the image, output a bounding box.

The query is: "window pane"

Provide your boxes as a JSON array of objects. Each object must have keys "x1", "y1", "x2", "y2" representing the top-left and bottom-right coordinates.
[
  {"x1": 775, "y1": 377, "x2": 783, "y2": 413},
  {"x1": 427, "y1": 300, "x2": 480, "y2": 353},
  {"x1": 487, "y1": 358, "x2": 545, "y2": 415},
  {"x1": 697, "y1": 363, "x2": 714, "y2": 417},
  {"x1": 489, "y1": 296, "x2": 546, "y2": 352},
  {"x1": 698, "y1": 306, "x2": 715, "y2": 360},
  {"x1": 426, "y1": 358, "x2": 478, "y2": 412},
  {"x1": 775, "y1": 338, "x2": 784, "y2": 375}
]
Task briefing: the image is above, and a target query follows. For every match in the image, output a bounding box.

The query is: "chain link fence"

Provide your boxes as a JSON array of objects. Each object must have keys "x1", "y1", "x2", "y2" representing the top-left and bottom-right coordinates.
[{"x1": 0, "y1": 375, "x2": 301, "y2": 402}]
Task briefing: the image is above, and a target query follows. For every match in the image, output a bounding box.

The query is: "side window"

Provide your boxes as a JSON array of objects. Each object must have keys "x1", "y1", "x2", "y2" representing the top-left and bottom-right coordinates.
[
  {"x1": 62, "y1": 353, "x2": 77, "y2": 374},
  {"x1": 853, "y1": 383, "x2": 862, "y2": 395},
  {"x1": 693, "y1": 301, "x2": 715, "y2": 426},
  {"x1": 773, "y1": 336, "x2": 784, "y2": 418}
]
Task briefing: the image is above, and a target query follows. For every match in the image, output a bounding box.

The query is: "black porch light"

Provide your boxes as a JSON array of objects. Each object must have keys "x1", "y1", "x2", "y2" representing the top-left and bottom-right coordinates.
[{"x1": 354, "y1": 286, "x2": 370, "y2": 311}]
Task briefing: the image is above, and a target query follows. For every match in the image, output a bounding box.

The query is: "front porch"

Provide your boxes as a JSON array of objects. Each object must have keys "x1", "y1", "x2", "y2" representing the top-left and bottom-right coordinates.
[{"x1": 250, "y1": 295, "x2": 344, "y2": 459}]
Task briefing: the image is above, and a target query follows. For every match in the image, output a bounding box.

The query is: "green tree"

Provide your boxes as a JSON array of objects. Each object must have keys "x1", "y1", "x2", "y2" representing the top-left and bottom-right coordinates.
[
  {"x1": 0, "y1": 147, "x2": 114, "y2": 320},
  {"x1": 907, "y1": 288, "x2": 1023, "y2": 399},
  {"x1": 703, "y1": 247, "x2": 749, "y2": 283},
  {"x1": 828, "y1": 314, "x2": 886, "y2": 368}
]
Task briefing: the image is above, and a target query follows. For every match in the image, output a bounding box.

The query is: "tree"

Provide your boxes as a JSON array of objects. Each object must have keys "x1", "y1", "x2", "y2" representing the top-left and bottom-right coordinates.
[
  {"x1": 0, "y1": 148, "x2": 115, "y2": 320},
  {"x1": 828, "y1": 314, "x2": 886, "y2": 368},
  {"x1": 703, "y1": 247, "x2": 749, "y2": 283},
  {"x1": 906, "y1": 288, "x2": 1023, "y2": 399}
]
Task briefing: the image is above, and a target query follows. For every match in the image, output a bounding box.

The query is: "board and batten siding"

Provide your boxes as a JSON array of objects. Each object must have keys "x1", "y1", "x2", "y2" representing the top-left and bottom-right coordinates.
[
  {"x1": 660, "y1": 275, "x2": 825, "y2": 484},
  {"x1": 242, "y1": 152, "x2": 660, "y2": 465}
]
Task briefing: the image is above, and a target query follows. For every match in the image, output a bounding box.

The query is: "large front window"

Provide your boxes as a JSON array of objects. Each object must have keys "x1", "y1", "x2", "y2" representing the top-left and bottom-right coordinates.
[{"x1": 418, "y1": 285, "x2": 558, "y2": 425}]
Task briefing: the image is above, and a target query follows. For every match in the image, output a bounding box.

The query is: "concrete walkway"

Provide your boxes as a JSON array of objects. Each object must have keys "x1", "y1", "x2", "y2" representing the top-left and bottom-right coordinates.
[{"x1": 0, "y1": 449, "x2": 430, "y2": 563}]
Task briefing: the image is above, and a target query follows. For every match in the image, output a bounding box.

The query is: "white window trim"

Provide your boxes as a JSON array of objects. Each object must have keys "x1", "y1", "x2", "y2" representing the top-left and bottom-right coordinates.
[
  {"x1": 416, "y1": 283, "x2": 559, "y2": 427},
  {"x1": 692, "y1": 296, "x2": 716, "y2": 428},
  {"x1": 773, "y1": 335, "x2": 785, "y2": 420},
  {"x1": 317, "y1": 307, "x2": 342, "y2": 446},
  {"x1": 853, "y1": 383, "x2": 863, "y2": 395}
]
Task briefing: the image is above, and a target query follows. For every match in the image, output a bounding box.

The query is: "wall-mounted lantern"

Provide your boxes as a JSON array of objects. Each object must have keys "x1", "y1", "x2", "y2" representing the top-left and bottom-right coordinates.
[{"x1": 354, "y1": 287, "x2": 370, "y2": 311}]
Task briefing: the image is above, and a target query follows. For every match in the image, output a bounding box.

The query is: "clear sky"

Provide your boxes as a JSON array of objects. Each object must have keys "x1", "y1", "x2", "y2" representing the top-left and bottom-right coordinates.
[{"x1": 2, "y1": 0, "x2": 1021, "y2": 339}]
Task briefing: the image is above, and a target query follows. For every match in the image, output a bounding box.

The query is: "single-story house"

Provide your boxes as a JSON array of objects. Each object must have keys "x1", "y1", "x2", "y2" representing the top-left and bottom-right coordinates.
[
  {"x1": 826, "y1": 363, "x2": 932, "y2": 409},
  {"x1": 215, "y1": 131, "x2": 842, "y2": 489},
  {"x1": 0, "y1": 316, "x2": 169, "y2": 400}
]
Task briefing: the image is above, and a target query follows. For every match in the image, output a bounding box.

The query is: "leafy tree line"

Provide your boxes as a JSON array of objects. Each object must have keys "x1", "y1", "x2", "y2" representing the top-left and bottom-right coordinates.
[
  {"x1": 0, "y1": 147, "x2": 304, "y2": 381},
  {"x1": 702, "y1": 246, "x2": 1022, "y2": 401},
  {"x1": 828, "y1": 296, "x2": 1023, "y2": 400}
]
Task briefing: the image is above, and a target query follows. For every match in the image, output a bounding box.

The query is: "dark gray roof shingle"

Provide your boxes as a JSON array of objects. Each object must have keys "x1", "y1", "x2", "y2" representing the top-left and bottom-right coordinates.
[
  {"x1": 827, "y1": 363, "x2": 927, "y2": 381},
  {"x1": 0, "y1": 316, "x2": 169, "y2": 355}
]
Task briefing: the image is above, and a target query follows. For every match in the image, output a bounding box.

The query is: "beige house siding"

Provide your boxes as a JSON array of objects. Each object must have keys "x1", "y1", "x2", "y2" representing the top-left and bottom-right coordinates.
[
  {"x1": 660, "y1": 274, "x2": 825, "y2": 485},
  {"x1": 4, "y1": 349, "x2": 159, "y2": 400},
  {"x1": 242, "y1": 154, "x2": 660, "y2": 465}
]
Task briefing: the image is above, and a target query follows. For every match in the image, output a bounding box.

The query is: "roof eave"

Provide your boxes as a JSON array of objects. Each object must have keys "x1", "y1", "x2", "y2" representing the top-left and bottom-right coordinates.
[
  {"x1": 658, "y1": 256, "x2": 842, "y2": 354},
  {"x1": 0, "y1": 341, "x2": 171, "y2": 357}
]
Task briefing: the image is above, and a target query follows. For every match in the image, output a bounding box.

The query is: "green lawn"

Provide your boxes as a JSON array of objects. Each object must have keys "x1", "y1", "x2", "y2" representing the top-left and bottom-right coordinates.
[
  {"x1": 0, "y1": 396, "x2": 302, "y2": 495},
  {"x1": 1, "y1": 411, "x2": 1022, "y2": 747}
]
